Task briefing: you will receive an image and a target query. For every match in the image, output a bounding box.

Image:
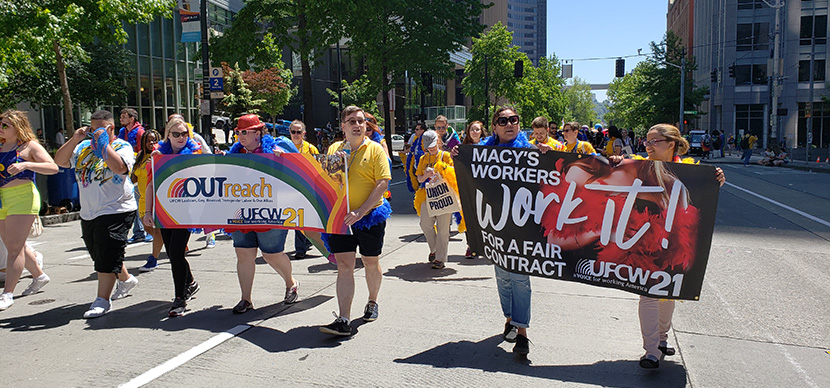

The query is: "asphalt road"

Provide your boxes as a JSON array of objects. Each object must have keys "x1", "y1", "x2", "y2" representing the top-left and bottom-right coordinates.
[{"x1": 0, "y1": 161, "x2": 828, "y2": 388}]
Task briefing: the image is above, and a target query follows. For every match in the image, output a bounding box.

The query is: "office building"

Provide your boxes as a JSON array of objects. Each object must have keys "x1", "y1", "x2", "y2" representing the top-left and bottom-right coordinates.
[{"x1": 481, "y1": 0, "x2": 547, "y2": 65}]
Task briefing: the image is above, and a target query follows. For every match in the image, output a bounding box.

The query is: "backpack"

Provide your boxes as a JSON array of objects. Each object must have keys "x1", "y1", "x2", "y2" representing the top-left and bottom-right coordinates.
[
  {"x1": 703, "y1": 135, "x2": 712, "y2": 147},
  {"x1": 740, "y1": 136, "x2": 750, "y2": 149}
]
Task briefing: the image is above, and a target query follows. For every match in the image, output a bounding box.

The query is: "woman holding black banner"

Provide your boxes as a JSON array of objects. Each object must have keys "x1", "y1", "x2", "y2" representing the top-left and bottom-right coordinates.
[
  {"x1": 143, "y1": 117, "x2": 203, "y2": 317},
  {"x1": 223, "y1": 114, "x2": 300, "y2": 314},
  {"x1": 414, "y1": 130, "x2": 454, "y2": 269}
]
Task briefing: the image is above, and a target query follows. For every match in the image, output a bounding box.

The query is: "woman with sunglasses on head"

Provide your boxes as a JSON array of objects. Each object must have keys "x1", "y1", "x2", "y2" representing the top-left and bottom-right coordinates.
[
  {"x1": 561, "y1": 121, "x2": 597, "y2": 154},
  {"x1": 132, "y1": 130, "x2": 163, "y2": 272},
  {"x1": 143, "y1": 118, "x2": 202, "y2": 317},
  {"x1": 0, "y1": 110, "x2": 58, "y2": 310},
  {"x1": 223, "y1": 114, "x2": 300, "y2": 314}
]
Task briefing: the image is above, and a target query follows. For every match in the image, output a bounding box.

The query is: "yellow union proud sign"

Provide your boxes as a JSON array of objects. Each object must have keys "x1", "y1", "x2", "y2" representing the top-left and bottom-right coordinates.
[{"x1": 152, "y1": 154, "x2": 349, "y2": 234}]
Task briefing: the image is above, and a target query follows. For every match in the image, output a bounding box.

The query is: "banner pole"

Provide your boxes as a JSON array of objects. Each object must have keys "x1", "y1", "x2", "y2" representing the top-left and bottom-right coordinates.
[{"x1": 151, "y1": 155, "x2": 156, "y2": 227}]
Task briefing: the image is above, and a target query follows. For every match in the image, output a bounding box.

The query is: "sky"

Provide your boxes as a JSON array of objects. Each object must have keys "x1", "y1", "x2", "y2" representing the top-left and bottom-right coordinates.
[{"x1": 546, "y1": 1, "x2": 669, "y2": 102}]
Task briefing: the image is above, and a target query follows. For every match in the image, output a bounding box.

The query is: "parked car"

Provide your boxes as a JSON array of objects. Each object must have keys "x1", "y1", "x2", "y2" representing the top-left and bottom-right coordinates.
[
  {"x1": 264, "y1": 119, "x2": 291, "y2": 137},
  {"x1": 688, "y1": 130, "x2": 707, "y2": 155},
  {"x1": 211, "y1": 114, "x2": 231, "y2": 129},
  {"x1": 391, "y1": 134, "x2": 405, "y2": 152}
]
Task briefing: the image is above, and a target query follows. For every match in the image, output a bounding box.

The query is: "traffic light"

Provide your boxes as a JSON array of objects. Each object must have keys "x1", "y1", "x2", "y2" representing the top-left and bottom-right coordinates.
[
  {"x1": 514, "y1": 60, "x2": 524, "y2": 78},
  {"x1": 710, "y1": 70, "x2": 717, "y2": 82},
  {"x1": 728, "y1": 64, "x2": 736, "y2": 78},
  {"x1": 421, "y1": 73, "x2": 433, "y2": 94},
  {"x1": 615, "y1": 58, "x2": 625, "y2": 77}
]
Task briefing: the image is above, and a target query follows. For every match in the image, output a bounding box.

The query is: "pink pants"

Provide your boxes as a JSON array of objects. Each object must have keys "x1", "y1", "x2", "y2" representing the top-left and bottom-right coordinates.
[{"x1": 638, "y1": 296, "x2": 675, "y2": 358}]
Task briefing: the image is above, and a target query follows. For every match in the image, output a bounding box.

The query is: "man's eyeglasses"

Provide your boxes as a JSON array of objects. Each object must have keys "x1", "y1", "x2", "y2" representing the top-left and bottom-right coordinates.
[
  {"x1": 344, "y1": 118, "x2": 366, "y2": 126},
  {"x1": 644, "y1": 139, "x2": 667, "y2": 147},
  {"x1": 169, "y1": 131, "x2": 189, "y2": 138},
  {"x1": 290, "y1": 130, "x2": 303, "y2": 135},
  {"x1": 495, "y1": 115, "x2": 520, "y2": 127},
  {"x1": 561, "y1": 128, "x2": 574, "y2": 133},
  {"x1": 435, "y1": 125, "x2": 448, "y2": 130},
  {"x1": 235, "y1": 129, "x2": 257, "y2": 136}
]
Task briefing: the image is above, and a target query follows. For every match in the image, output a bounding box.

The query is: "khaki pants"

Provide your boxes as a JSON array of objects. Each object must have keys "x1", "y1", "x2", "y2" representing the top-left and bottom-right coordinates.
[
  {"x1": 419, "y1": 202, "x2": 452, "y2": 262},
  {"x1": 638, "y1": 296, "x2": 675, "y2": 358}
]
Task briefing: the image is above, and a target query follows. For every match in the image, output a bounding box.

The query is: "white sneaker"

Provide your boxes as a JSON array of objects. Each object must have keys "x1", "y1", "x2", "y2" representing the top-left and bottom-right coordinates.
[
  {"x1": 0, "y1": 293, "x2": 14, "y2": 310},
  {"x1": 111, "y1": 275, "x2": 138, "y2": 300},
  {"x1": 22, "y1": 274, "x2": 50, "y2": 296},
  {"x1": 83, "y1": 297, "x2": 111, "y2": 318}
]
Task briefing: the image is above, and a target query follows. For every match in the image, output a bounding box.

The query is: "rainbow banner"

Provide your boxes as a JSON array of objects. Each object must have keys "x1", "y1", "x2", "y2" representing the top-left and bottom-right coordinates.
[{"x1": 152, "y1": 154, "x2": 349, "y2": 234}]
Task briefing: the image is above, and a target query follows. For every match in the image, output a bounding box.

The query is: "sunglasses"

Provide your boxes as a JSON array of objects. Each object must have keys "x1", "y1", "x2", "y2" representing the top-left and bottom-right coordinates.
[
  {"x1": 344, "y1": 118, "x2": 366, "y2": 126},
  {"x1": 644, "y1": 139, "x2": 668, "y2": 146},
  {"x1": 495, "y1": 115, "x2": 520, "y2": 127},
  {"x1": 562, "y1": 128, "x2": 574, "y2": 132},
  {"x1": 235, "y1": 129, "x2": 258, "y2": 136},
  {"x1": 290, "y1": 130, "x2": 304, "y2": 135},
  {"x1": 169, "y1": 131, "x2": 189, "y2": 138}
]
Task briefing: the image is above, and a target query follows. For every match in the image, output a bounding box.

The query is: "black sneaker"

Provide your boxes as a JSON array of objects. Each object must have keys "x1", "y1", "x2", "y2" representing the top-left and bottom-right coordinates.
[
  {"x1": 363, "y1": 301, "x2": 378, "y2": 322},
  {"x1": 319, "y1": 312, "x2": 351, "y2": 336},
  {"x1": 503, "y1": 322, "x2": 518, "y2": 343},
  {"x1": 232, "y1": 299, "x2": 253, "y2": 314},
  {"x1": 513, "y1": 334, "x2": 530, "y2": 355},
  {"x1": 293, "y1": 251, "x2": 307, "y2": 260},
  {"x1": 168, "y1": 297, "x2": 187, "y2": 317},
  {"x1": 184, "y1": 281, "x2": 200, "y2": 301}
]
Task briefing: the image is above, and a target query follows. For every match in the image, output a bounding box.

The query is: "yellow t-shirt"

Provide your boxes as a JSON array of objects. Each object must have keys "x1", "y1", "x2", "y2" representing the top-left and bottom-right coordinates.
[
  {"x1": 136, "y1": 157, "x2": 149, "y2": 216},
  {"x1": 327, "y1": 139, "x2": 391, "y2": 212},
  {"x1": 605, "y1": 137, "x2": 622, "y2": 156},
  {"x1": 530, "y1": 137, "x2": 565, "y2": 150},
  {"x1": 415, "y1": 150, "x2": 453, "y2": 177},
  {"x1": 296, "y1": 140, "x2": 319, "y2": 154},
  {"x1": 563, "y1": 140, "x2": 596, "y2": 154}
]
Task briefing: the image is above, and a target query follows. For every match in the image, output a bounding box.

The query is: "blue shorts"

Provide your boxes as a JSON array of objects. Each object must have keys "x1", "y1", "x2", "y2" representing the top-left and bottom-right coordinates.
[{"x1": 231, "y1": 229, "x2": 288, "y2": 254}]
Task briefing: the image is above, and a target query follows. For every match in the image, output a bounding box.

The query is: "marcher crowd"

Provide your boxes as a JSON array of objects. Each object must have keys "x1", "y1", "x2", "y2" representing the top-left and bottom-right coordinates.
[{"x1": 1, "y1": 105, "x2": 726, "y2": 369}]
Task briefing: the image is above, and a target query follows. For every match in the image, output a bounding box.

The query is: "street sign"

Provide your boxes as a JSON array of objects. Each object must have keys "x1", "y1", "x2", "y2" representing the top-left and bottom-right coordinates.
[
  {"x1": 210, "y1": 91, "x2": 224, "y2": 99},
  {"x1": 209, "y1": 66, "x2": 224, "y2": 91},
  {"x1": 684, "y1": 110, "x2": 698, "y2": 115}
]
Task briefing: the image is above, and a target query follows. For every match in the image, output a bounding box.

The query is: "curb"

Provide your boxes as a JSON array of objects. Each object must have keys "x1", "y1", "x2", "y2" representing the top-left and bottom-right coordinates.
[{"x1": 41, "y1": 211, "x2": 81, "y2": 226}]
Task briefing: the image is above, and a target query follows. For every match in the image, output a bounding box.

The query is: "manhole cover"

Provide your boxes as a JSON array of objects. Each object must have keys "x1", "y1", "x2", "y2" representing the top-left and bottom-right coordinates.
[{"x1": 28, "y1": 298, "x2": 56, "y2": 305}]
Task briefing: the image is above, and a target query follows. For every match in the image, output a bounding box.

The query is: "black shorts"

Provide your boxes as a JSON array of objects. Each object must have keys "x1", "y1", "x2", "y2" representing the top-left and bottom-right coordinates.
[
  {"x1": 81, "y1": 212, "x2": 134, "y2": 273},
  {"x1": 328, "y1": 221, "x2": 386, "y2": 257}
]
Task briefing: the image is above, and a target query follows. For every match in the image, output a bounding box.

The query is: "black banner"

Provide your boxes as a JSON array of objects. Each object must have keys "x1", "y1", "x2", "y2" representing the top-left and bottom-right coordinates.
[{"x1": 456, "y1": 145, "x2": 720, "y2": 300}]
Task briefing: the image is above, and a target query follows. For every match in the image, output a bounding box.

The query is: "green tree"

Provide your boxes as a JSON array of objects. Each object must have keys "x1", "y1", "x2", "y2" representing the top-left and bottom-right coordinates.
[
  {"x1": 343, "y1": 0, "x2": 487, "y2": 144},
  {"x1": 606, "y1": 32, "x2": 707, "y2": 130},
  {"x1": 220, "y1": 62, "x2": 265, "y2": 121},
  {"x1": 0, "y1": 1, "x2": 174, "y2": 129},
  {"x1": 462, "y1": 23, "x2": 525, "y2": 124},
  {"x1": 564, "y1": 76, "x2": 597, "y2": 125},
  {"x1": 512, "y1": 55, "x2": 567, "y2": 128},
  {"x1": 212, "y1": 1, "x2": 344, "y2": 128},
  {"x1": 326, "y1": 75, "x2": 381, "y2": 122},
  {"x1": 237, "y1": 36, "x2": 296, "y2": 120}
]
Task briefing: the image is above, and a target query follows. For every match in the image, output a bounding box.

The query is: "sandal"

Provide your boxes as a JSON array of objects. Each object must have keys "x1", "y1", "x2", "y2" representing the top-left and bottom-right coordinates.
[
  {"x1": 639, "y1": 356, "x2": 659, "y2": 369},
  {"x1": 658, "y1": 344, "x2": 676, "y2": 356},
  {"x1": 431, "y1": 260, "x2": 445, "y2": 269}
]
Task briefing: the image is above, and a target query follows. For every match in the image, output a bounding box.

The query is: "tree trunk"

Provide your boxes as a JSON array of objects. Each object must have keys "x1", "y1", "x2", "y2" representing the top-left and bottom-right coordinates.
[
  {"x1": 54, "y1": 40, "x2": 74, "y2": 131},
  {"x1": 297, "y1": 3, "x2": 314, "y2": 127}
]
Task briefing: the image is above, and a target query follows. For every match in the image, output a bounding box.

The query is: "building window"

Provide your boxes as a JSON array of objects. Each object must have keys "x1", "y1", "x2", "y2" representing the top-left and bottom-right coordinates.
[
  {"x1": 737, "y1": 0, "x2": 765, "y2": 10},
  {"x1": 524, "y1": 33, "x2": 534, "y2": 38},
  {"x1": 798, "y1": 59, "x2": 826, "y2": 81},
  {"x1": 801, "y1": 15, "x2": 828, "y2": 45},
  {"x1": 736, "y1": 23, "x2": 769, "y2": 51},
  {"x1": 508, "y1": 22, "x2": 513, "y2": 27},
  {"x1": 798, "y1": 102, "x2": 830, "y2": 148},
  {"x1": 525, "y1": 16, "x2": 535, "y2": 21},
  {"x1": 525, "y1": 41, "x2": 535, "y2": 47},
  {"x1": 735, "y1": 64, "x2": 768, "y2": 85},
  {"x1": 735, "y1": 104, "x2": 765, "y2": 140}
]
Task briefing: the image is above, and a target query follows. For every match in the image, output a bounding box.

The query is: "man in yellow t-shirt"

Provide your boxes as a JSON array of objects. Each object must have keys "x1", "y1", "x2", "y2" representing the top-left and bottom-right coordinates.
[
  {"x1": 561, "y1": 121, "x2": 597, "y2": 154},
  {"x1": 529, "y1": 116, "x2": 564, "y2": 150},
  {"x1": 320, "y1": 106, "x2": 391, "y2": 337}
]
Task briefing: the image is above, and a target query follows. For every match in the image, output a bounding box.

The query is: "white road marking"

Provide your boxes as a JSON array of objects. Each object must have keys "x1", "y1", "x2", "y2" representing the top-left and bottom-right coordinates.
[
  {"x1": 724, "y1": 182, "x2": 830, "y2": 228},
  {"x1": 67, "y1": 254, "x2": 90, "y2": 261},
  {"x1": 119, "y1": 324, "x2": 250, "y2": 388},
  {"x1": 389, "y1": 180, "x2": 408, "y2": 187}
]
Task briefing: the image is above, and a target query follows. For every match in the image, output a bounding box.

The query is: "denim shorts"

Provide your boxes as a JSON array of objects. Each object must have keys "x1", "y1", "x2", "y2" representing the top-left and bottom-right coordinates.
[{"x1": 231, "y1": 228, "x2": 288, "y2": 254}]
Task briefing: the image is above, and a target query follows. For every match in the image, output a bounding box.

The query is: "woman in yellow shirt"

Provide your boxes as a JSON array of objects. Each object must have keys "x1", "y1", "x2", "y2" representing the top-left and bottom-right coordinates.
[{"x1": 131, "y1": 130, "x2": 163, "y2": 271}]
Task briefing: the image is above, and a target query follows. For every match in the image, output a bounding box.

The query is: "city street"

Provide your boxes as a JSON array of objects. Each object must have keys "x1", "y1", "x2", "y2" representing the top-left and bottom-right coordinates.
[{"x1": 1, "y1": 162, "x2": 828, "y2": 388}]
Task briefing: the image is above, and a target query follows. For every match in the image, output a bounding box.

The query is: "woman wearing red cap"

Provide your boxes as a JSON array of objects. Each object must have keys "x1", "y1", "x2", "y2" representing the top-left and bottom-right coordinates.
[{"x1": 224, "y1": 114, "x2": 300, "y2": 314}]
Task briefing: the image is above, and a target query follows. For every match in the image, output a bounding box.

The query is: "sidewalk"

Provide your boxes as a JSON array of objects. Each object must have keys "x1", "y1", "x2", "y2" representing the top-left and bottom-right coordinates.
[{"x1": 697, "y1": 151, "x2": 830, "y2": 173}]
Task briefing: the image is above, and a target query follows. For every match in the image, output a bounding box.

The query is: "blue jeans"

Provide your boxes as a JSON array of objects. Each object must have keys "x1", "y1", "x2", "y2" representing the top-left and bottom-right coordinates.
[
  {"x1": 231, "y1": 229, "x2": 288, "y2": 254},
  {"x1": 131, "y1": 190, "x2": 145, "y2": 238},
  {"x1": 495, "y1": 266, "x2": 531, "y2": 328},
  {"x1": 742, "y1": 149, "x2": 753, "y2": 165}
]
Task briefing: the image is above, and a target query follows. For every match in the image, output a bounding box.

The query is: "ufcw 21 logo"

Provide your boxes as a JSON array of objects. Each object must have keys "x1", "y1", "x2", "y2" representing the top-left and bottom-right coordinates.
[{"x1": 167, "y1": 177, "x2": 272, "y2": 198}]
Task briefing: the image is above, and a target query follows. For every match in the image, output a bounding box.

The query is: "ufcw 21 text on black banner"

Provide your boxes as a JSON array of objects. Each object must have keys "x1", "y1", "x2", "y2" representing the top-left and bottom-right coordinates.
[{"x1": 455, "y1": 145, "x2": 720, "y2": 300}]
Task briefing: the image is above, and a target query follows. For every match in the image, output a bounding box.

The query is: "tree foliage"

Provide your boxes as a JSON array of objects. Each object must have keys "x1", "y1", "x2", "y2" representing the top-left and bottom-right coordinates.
[
  {"x1": 212, "y1": 0, "x2": 343, "y2": 127},
  {"x1": 606, "y1": 32, "x2": 708, "y2": 131},
  {"x1": 235, "y1": 36, "x2": 296, "y2": 120},
  {"x1": 220, "y1": 62, "x2": 265, "y2": 120},
  {"x1": 463, "y1": 23, "x2": 567, "y2": 127},
  {"x1": 326, "y1": 74, "x2": 381, "y2": 123},
  {"x1": 0, "y1": 1, "x2": 174, "y2": 128},
  {"x1": 563, "y1": 76, "x2": 597, "y2": 125}
]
